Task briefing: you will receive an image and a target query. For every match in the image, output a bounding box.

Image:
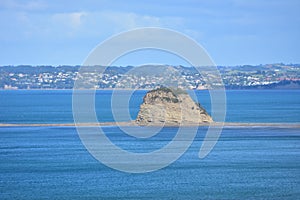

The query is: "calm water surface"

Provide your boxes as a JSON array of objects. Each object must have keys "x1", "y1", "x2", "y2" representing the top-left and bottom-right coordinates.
[
  {"x1": 0, "y1": 90, "x2": 299, "y2": 123},
  {"x1": 0, "y1": 90, "x2": 299, "y2": 199},
  {"x1": 0, "y1": 126, "x2": 299, "y2": 199}
]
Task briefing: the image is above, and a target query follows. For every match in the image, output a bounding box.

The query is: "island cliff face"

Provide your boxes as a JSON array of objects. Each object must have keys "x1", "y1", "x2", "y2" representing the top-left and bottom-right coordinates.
[{"x1": 135, "y1": 87, "x2": 213, "y2": 126}]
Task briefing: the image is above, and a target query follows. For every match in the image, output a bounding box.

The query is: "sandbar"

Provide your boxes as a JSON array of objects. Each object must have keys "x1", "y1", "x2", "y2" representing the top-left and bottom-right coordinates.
[{"x1": 0, "y1": 122, "x2": 299, "y2": 128}]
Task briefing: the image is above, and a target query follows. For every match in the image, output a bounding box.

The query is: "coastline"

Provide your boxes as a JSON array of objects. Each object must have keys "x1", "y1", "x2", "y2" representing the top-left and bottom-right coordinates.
[
  {"x1": 1, "y1": 122, "x2": 299, "y2": 128},
  {"x1": 1, "y1": 88, "x2": 300, "y2": 91}
]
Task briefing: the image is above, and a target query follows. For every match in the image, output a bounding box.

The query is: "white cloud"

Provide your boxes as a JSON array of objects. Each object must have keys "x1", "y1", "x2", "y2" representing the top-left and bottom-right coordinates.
[
  {"x1": 49, "y1": 11, "x2": 156, "y2": 38},
  {"x1": 0, "y1": 0, "x2": 47, "y2": 11},
  {"x1": 88, "y1": 11, "x2": 163, "y2": 31},
  {"x1": 52, "y1": 12, "x2": 87, "y2": 29},
  {"x1": 0, "y1": 7, "x2": 188, "y2": 43}
]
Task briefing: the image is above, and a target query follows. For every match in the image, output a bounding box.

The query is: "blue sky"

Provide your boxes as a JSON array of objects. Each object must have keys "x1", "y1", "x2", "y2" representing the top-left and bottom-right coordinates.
[{"x1": 0, "y1": 0, "x2": 299, "y2": 66}]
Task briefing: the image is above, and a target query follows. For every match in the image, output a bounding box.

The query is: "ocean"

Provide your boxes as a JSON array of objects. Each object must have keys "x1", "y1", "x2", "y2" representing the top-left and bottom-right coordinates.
[
  {"x1": 0, "y1": 90, "x2": 300, "y2": 124},
  {"x1": 0, "y1": 90, "x2": 299, "y2": 199}
]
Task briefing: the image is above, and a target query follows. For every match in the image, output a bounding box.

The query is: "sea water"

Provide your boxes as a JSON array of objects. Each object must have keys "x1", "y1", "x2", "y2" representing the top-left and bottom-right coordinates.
[
  {"x1": 0, "y1": 126, "x2": 299, "y2": 199},
  {"x1": 0, "y1": 90, "x2": 299, "y2": 199},
  {"x1": 0, "y1": 90, "x2": 299, "y2": 123}
]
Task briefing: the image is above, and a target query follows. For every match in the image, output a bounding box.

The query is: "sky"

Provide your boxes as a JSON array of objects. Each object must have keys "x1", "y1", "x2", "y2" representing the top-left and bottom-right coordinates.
[{"x1": 0, "y1": 0, "x2": 299, "y2": 66}]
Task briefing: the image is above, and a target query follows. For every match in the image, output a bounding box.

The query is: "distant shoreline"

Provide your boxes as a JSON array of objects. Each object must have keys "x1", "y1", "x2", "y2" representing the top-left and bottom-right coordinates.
[
  {"x1": 1, "y1": 122, "x2": 299, "y2": 128},
  {"x1": 1, "y1": 88, "x2": 300, "y2": 91}
]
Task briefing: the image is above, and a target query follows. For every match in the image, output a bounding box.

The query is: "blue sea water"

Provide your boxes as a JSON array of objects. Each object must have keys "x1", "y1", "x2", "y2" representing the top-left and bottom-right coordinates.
[
  {"x1": 0, "y1": 126, "x2": 299, "y2": 199},
  {"x1": 0, "y1": 90, "x2": 299, "y2": 199},
  {"x1": 0, "y1": 90, "x2": 299, "y2": 123}
]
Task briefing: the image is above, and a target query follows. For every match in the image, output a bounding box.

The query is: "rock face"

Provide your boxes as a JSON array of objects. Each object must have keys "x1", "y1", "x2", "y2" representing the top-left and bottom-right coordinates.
[{"x1": 135, "y1": 87, "x2": 213, "y2": 126}]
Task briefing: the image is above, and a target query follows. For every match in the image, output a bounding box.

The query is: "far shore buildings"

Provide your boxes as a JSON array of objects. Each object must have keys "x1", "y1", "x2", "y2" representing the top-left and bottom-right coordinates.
[{"x1": 0, "y1": 64, "x2": 299, "y2": 89}]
